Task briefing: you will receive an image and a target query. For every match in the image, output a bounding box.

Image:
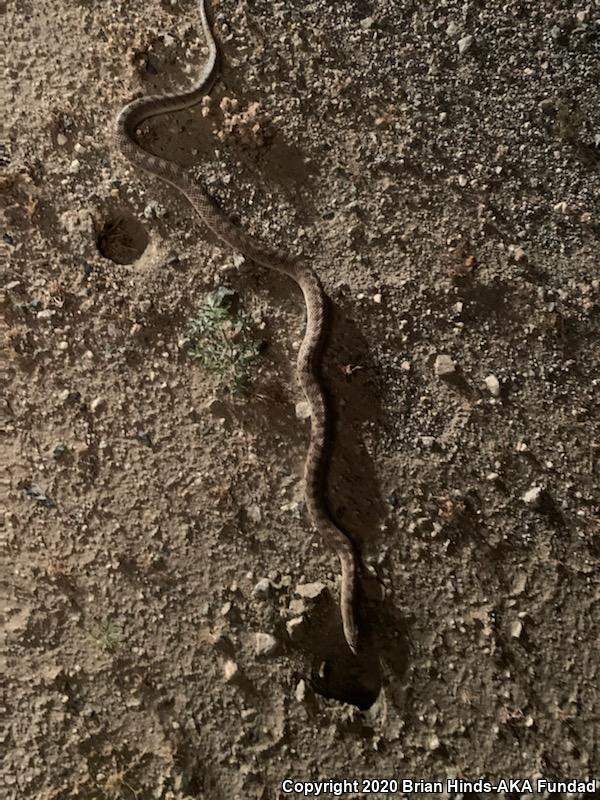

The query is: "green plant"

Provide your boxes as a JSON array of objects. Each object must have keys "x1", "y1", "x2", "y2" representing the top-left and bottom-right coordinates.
[
  {"x1": 187, "y1": 286, "x2": 260, "y2": 394},
  {"x1": 92, "y1": 619, "x2": 123, "y2": 652}
]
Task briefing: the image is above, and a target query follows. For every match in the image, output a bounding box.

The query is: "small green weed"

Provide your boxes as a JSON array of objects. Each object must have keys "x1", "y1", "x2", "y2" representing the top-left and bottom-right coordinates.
[
  {"x1": 92, "y1": 619, "x2": 123, "y2": 652},
  {"x1": 187, "y1": 286, "x2": 260, "y2": 394}
]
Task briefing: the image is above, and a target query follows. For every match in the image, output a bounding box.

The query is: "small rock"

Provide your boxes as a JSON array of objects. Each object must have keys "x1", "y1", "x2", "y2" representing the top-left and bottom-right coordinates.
[
  {"x1": 512, "y1": 246, "x2": 527, "y2": 263},
  {"x1": 136, "y1": 431, "x2": 152, "y2": 447},
  {"x1": 56, "y1": 133, "x2": 67, "y2": 146},
  {"x1": 434, "y1": 354, "x2": 456, "y2": 378},
  {"x1": 427, "y1": 733, "x2": 440, "y2": 751},
  {"x1": 510, "y1": 620, "x2": 523, "y2": 639},
  {"x1": 400, "y1": 360, "x2": 411, "y2": 371},
  {"x1": 295, "y1": 679, "x2": 306, "y2": 702},
  {"x1": 522, "y1": 485, "x2": 543, "y2": 509},
  {"x1": 457, "y1": 174, "x2": 468, "y2": 187},
  {"x1": 457, "y1": 34, "x2": 473, "y2": 54},
  {"x1": 90, "y1": 397, "x2": 105, "y2": 413},
  {"x1": 68, "y1": 159, "x2": 81, "y2": 174},
  {"x1": 223, "y1": 659, "x2": 239, "y2": 683},
  {"x1": 246, "y1": 504, "x2": 261, "y2": 524},
  {"x1": 252, "y1": 578, "x2": 271, "y2": 598},
  {"x1": 484, "y1": 374, "x2": 501, "y2": 397},
  {"x1": 511, "y1": 573, "x2": 527, "y2": 596},
  {"x1": 553, "y1": 201, "x2": 568, "y2": 214},
  {"x1": 288, "y1": 598, "x2": 306, "y2": 616},
  {"x1": 446, "y1": 21, "x2": 460, "y2": 36},
  {"x1": 220, "y1": 601, "x2": 233, "y2": 617},
  {"x1": 359, "y1": 16, "x2": 373, "y2": 30},
  {"x1": 143, "y1": 200, "x2": 167, "y2": 219},
  {"x1": 36, "y1": 309, "x2": 54, "y2": 320},
  {"x1": 295, "y1": 581, "x2": 326, "y2": 600},
  {"x1": 373, "y1": 292, "x2": 382, "y2": 304},
  {"x1": 295, "y1": 400, "x2": 311, "y2": 420},
  {"x1": 24, "y1": 484, "x2": 56, "y2": 508},
  {"x1": 254, "y1": 632, "x2": 278, "y2": 657},
  {"x1": 286, "y1": 616, "x2": 305, "y2": 642},
  {"x1": 52, "y1": 443, "x2": 68, "y2": 459}
]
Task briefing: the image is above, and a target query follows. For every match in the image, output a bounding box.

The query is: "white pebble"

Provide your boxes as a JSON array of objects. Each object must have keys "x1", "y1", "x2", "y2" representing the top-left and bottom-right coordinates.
[
  {"x1": 484, "y1": 374, "x2": 501, "y2": 397},
  {"x1": 458, "y1": 34, "x2": 473, "y2": 54},
  {"x1": 522, "y1": 485, "x2": 543, "y2": 508},
  {"x1": 254, "y1": 632, "x2": 278, "y2": 657},
  {"x1": 90, "y1": 397, "x2": 104, "y2": 413},
  {"x1": 295, "y1": 400, "x2": 311, "y2": 420},
  {"x1": 434, "y1": 354, "x2": 456, "y2": 377}
]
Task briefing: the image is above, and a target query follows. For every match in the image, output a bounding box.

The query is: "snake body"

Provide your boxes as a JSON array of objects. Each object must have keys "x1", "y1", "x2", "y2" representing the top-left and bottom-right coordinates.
[{"x1": 116, "y1": 0, "x2": 360, "y2": 653}]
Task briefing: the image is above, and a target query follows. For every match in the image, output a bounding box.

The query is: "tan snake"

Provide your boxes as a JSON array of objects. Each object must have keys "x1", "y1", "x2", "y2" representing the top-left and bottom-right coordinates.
[{"x1": 115, "y1": 0, "x2": 360, "y2": 653}]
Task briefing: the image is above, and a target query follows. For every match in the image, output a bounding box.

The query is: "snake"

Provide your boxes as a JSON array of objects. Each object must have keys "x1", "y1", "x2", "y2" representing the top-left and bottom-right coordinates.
[{"x1": 115, "y1": 0, "x2": 360, "y2": 654}]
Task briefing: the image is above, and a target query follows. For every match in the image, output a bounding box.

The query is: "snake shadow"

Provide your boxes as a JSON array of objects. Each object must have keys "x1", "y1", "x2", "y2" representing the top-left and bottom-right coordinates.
[{"x1": 289, "y1": 295, "x2": 410, "y2": 709}]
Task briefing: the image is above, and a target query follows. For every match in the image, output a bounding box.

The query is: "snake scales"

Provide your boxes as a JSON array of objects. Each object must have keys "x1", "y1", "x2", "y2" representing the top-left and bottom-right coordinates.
[{"x1": 116, "y1": 0, "x2": 360, "y2": 653}]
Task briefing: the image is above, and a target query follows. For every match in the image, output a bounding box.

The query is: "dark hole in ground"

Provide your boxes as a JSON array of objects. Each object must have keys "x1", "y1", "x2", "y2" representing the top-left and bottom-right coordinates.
[{"x1": 97, "y1": 212, "x2": 148, "y2": 264}]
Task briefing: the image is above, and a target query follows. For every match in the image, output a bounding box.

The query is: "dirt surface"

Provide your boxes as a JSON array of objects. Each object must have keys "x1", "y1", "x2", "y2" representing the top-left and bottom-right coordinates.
[{"x1": 3, "y1": 0, "x2": 600, "y2": 798}]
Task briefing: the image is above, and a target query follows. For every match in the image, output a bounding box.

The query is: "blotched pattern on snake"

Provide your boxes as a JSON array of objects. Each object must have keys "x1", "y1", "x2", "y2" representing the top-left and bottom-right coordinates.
[{"x1": 115, "y1": 0, "x2": 361, "y2": 652}]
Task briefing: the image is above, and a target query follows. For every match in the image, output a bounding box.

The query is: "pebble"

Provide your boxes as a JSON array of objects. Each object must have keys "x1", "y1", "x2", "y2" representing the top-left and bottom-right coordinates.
[
  {"x1": 446, "y1": 21, "x2": 460, "y2": 36},
  {"x1": 90, "y1": 397, "x2": 105, "y2": 413},
  {"x1": 295, "y1": 581, "x2": 326, "y2": 600},
  {"x1": 295, "y1": 400, "x2": 311, "y2": 420},
  {"x1": 484, "y1": 374, "x2": 501, "y2": 397},
  {"x1": 295, "y1": 679, "x2": 306, "y2": 702},
  {"x1": 286, "y1": 616, "x2": 305, "y2": 642},
  {"x1": 246, "y1": 504, "x2": 262, "y2": 524},
  {"x1": 56, "y1": 133, "x2": 67, "y2": 146},
  {"x1": 223, "y1": 659, "x2": 239, "y2": 683},
  {"x1": 288, "y1": 598, "x2": 306, "y2": 616},
  {"x1": 434, "y1": 354, "x2": 456, "y2": 378},
  {"x1": 511, "y1": 573, "x2": 527, "y2": 596},
  {"x1": 36, "y1": 309, "x2": 54, "y2": 320},
  {"x1": 360, "y1": 17, "x2": 374, "y2": 30},
  {"x1": 510, "y1": 620, "x2": 523, "y2": 639},
  {"x1": 68, "y1": 159, "x2": 81, "y2": 174},
  {"x1": 254, "y1": 632, "x2": 278, "y2": 657},
  {"x1": 512, "y1": 246, "x2": 527, "y2": 263},
  {"x1": 252, "y1": 578, "x2": 271, "y2": 598},
  {"x1": 53, "y1": 443, "x2": 68, "y2": 459},
  {"x1": 144, "y1": 201, "x2": 167, "y2": 219},
  {"x1": 427, "y1": 733, "x2": 440, "y2": 751},
  {"x1": 522, "y1": 485, "x2": 543, "y2": 508},
  {"x1": 457, "y1": 174, "x2": 468, "y2": 187},
  {"x1": 457, "y1": 34, "x2": 473, "y2": 54},
  {"x1": 136, "y1": 431, "x2": 152, "y2": 447},
  {"x1": 373, "y1": 292, "x2": 382, "y2": 304},
  {"x1": 553, "y1": 201, "x2": 568, "y2": 214}
]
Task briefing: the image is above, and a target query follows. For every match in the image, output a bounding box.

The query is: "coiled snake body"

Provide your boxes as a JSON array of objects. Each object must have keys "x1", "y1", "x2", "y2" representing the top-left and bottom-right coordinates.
[{"x1": 116, "y1": 0, "x2": 360, "y2": 653}]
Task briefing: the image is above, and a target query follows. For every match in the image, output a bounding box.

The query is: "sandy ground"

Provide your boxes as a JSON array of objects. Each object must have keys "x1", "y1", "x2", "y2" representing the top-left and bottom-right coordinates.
[{"x1": 3, "y1": 0, "x2": 600, "y2": 798}]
